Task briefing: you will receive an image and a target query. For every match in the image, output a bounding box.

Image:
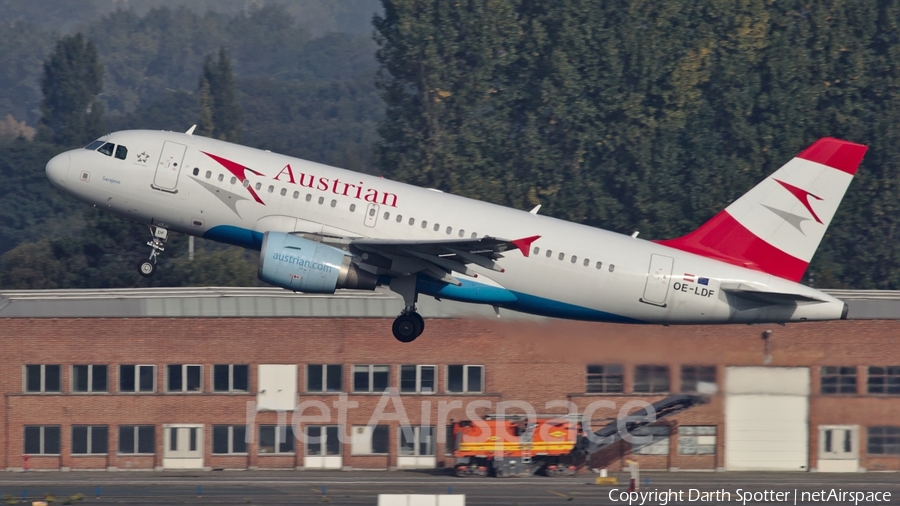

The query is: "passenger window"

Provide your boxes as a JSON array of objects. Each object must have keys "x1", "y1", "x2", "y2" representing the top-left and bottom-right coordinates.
[
  {"x1": 609, "y1": 264, "x2": 615, "y2": 272},
  {"x1": 384, "y1": 212, "x2": 390, "y2": 220},
  {"x1": 471, "y1": 232, "x2": 477, "y2": 238},
  {"x1": 97, "y1": 142, "x2": 115, "y2": 156},
  {"x1": 421, "y1": 221, "x2": 428, "y2": 229},
  {"x1": 369, "y1": 208, "x2": 376, "y2": 217},
  {"x1": 446, "y1": 227, "x2": 452, "y2": 235},
  {"x1": 206, "y1": 171, "x2": 213, "y2": 179},
  {"x1": 533, "y1": 247, "x2": 540, "y2": 255},
  {"x1": 396, "y1": 215, "x2": 402, "y2": 223},
  {"x1": 409, "y1": 218, "x2": 415, "y2": 225},
  {"x1": 231, "y1": 177, "x2": 237, "y2": 184},
  {"x1": 433, "y1": 223, "x2": 440, "y2": 231},
  {"x1": 85, "y1": 140, "x2": 104, "y2": 150},
  {"x1": 318, "y1": 197, "x2": 324, "y2": 205},
  {"x1": 242, "y1": 179, "x2": 250, "y2": 188},
  {"x1": 349, "y1": 203, "x2": 356, "y2": 211},
  {"x1": 280, "y1": 188, "x2": 287, "y2": 196},
  {"x1": 268, "y1": 185, "x2": 274, "y2": 193},
  {"x1": 255, "y1": 182, "x2": 262, "y2": 190},
  {"x1": 571, "y1": 255, "x2": 577, "y2": 264},
  {"x1": 114, "y1": 145, "x2": 128, "y2": 160},
  {"x1": 294, "y1": 191, "x2": 300, "y2": 199},
  {"x1": 218, "y1": 174, "x2": 224, "y2": 182},
  {"x1": 192, "y1": 168, "x2": 199, "y2": 176},
  {"x1": 459, "y1": 229, "x2": 465, "y2": 237},
  {"x1": 331, "y1": 199, "x2": 337, "y2": 207},
  {"x1": 558, "y1": 253, "x2": 565, "y2": 261},
  {"x1": 305, "y1": 194, "x2": 312, "y2": 202},
  {"x1": 546, "y1": 250, "x2": 552, "y2": 258},
  {"x1": 596, "y1": 261, "x2": 602, "y2": 269},
  {"x1": 584, "y1": 258, "x2": 590, "y2": 267}
]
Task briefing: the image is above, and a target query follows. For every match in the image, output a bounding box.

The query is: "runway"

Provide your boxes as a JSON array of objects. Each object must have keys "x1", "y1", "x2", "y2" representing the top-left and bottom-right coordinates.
[{"x1": 0, "y1": 470, "x2": 897, "y2": 505}]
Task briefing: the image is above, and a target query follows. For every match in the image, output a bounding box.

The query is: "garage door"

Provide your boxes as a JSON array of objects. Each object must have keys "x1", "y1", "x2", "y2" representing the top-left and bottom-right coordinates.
[{"x1": 725, "y1": 367, "x2": 809, "y2": 471}]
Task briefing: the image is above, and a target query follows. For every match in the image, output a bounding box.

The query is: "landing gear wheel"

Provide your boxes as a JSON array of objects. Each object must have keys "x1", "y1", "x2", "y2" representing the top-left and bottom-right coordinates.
[
  {"x1": 392, "y1": 313, "x2": 424, "y2": 343},
  {"x1": 138, "y1": 261, "x2": 157, "y2": 278}
]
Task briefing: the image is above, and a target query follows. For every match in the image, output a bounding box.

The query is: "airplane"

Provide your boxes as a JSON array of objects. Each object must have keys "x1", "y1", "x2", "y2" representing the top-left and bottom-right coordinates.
[{"x1": 45, "y1": 129, "x2": 867, "y2": 342}]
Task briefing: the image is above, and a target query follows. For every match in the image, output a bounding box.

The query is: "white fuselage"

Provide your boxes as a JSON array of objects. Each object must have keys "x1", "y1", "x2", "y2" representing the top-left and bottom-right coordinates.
[{"x1": 46, "y1": 130, "x2": 847, "y2": 324}]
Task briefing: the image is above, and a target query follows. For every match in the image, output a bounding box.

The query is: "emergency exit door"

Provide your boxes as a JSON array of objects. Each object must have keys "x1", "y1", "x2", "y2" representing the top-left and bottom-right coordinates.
[
  {"x1": 152, "y1": 141, "x2": 187, "y2": 192},
  {"x1": 641, "y1": 254, "x2": 674, "y2": 307},
  {"x1": 162, "y1": 424, "x2": 203, "y2": 469}
]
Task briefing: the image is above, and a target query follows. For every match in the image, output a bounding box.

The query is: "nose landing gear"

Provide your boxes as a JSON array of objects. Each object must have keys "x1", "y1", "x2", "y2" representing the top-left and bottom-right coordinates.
[{"x1": 138, "y1": 226, "x2": 168, "y2": 278}]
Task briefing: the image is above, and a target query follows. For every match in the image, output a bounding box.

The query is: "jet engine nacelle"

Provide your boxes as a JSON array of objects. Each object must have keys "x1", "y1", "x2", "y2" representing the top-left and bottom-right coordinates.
[{"x1": 258, "y1": 232, "x2": 377, "y2": 293}]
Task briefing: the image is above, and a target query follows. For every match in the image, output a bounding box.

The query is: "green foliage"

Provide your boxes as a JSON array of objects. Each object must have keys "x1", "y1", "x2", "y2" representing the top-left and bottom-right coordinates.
[
  {"x1": 36, "y1": 33, "x2": 104, "y2": 146},
  {"x1": 374, "y1": 0, "x2": 900, "y2": 289},
  {"x1": 198, "y1": 48, "x2": 243, "y2": 142}
]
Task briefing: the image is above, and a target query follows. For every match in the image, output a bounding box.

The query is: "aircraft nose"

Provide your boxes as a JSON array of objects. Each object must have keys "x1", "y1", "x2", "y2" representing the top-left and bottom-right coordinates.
[{"x1": 46, "y1": 152, "x2": 71, "y2": 188}]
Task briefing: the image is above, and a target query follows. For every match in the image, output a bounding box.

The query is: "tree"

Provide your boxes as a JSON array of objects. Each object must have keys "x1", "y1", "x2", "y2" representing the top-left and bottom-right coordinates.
[
  {"x1": 197, "y1": 48, "x2": 243, "y2": 142},
  {"x1": 36, "y1": 33, "x2": 104, "y2": 146}
]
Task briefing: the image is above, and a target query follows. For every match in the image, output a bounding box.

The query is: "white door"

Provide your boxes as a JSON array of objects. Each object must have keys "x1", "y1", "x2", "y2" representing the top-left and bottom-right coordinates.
[
  {"x1": 162, "y1": 424, "x2": 203, "y2": 469},
  {"x1": 305, "y1": 425, "x2": 342, "y2": 469},
  {"x1": 397, "y1": 426, "x2": 437, "y2": 469},
  {"x1": 725, "y1": 367, "x2": 810, "y2": 471},
  {"x1": 364, "y1": 203, "x2": 379, "y2": 228},
  {"x1": 817, "y1": 425, "x2": 859, "y2": 472},
  {"x1": 153, "y1": 141, "x2": 187, "y2": 191},
  {"x1": 641, "y1": 254, "x2": 674, "y2": 306}
]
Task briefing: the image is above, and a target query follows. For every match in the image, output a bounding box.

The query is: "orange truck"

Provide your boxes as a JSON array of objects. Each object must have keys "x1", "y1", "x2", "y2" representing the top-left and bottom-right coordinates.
[{"x1": 450, "y1": 394, "x2": 706, "y2": 478}]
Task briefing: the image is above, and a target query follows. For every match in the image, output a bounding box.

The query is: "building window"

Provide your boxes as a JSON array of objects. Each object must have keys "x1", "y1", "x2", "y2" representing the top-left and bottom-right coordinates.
[
  {"x1": 632, "y1": 426, "x2": 670, "y2": 455},
  {"x1": 307, "y1": 364, "x2": 342, "y2": 392},
  {"x1": 353, "y1": 365, "x2": 390, "y2": 393},
  {"x1": 680, "y1": 366, "x2": 716, "y2": 393},
  {"x1": 72, "y1": 425, "x2": 108, "y2": 455},
  {"x1": 351, "y1": 425, "x2": 389, "y2": 455},
  {"x1": 167, "y1": 365, "x2": 202, "y2": 393},
  {"x1": 400, "y1": 365, "x2": 436, "y2": 394},
  {"x1": 867, "y1": 426, "x2": 900, "y2": 455},
  {"x1": 120, "y1": 365, "x2": 155, "y2": 393},
  {"x1": 821, "y1": 366, "x2": 857, "y2": 395},
  {"x1": 213, "y1": 364, "x2": 249, "y2": 393},
  {"x1": 119, "y1": 425, "x2": 155, "y2": 454},
  {"x1": 586, "y1": 364, "x2": 624, "y2": 393},
  {"x1": 400, "y1": 426, "x2": 435, "y2": 456},
  {"x1": 634, "y1": 365, "x2": 670, "y2": 393},
  {"x1": 72, "y1": 364, "x2": 108, "y2": 393},
  {"x1": 867, "y1": 366, "x2": 900, "y2": 394},
  {"x1": 212, "y1": 425, "x2": 247, "y2": 454},
  {"x1": 259, "y1": 425, "x2": 295, "y2": 454},
  {"x1": 678, "y1": 426, "x2": 717, "y2": 455},
  {"x1": 24, "y1": 364, "x2": 61, "y2": 393},
  {"x1": 445, "y1": 424, "x2": 456, "y2": 455},
  {"x1": 307, "y1": 425, "x2": 341, "y2": 456},
  {"x1": 24, "y1": 426, "x2": 60, "y2": 455},
  {"x1": 447, "y1": 365, "x2": 483, "y2": 393}
]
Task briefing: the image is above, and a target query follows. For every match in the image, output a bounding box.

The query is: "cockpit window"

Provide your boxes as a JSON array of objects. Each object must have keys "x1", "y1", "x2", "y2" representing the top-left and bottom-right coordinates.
[
  {"x1": 85, "y1": 140, "x2": 104, "y2": 150},
  {"x1": 114, "y1": 145, "x2": 128, "y2": 160},
  {"x1": 97, "y1": 142, "x2": 115, "y2": 156}
]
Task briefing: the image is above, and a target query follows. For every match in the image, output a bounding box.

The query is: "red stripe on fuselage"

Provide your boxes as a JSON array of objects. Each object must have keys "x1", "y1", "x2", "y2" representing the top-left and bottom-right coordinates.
[{"x1": 655, "y1": 211, "x2": 808, "y2": 282}]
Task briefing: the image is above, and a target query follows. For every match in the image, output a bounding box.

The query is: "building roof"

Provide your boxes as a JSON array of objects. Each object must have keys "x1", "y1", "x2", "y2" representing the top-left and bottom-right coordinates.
[{"x1": 0, "y1": 287, "x2": 896, "y2": 320}]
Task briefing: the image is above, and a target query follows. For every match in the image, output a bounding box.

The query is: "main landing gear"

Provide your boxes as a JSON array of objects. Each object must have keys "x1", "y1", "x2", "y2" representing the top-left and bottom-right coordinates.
[
  {"x1": 390, "y1": 275, "x2": 424, "y2": 343},
  {"x1": 138, "y1": 226, "x2": 168, "y2": 278}
]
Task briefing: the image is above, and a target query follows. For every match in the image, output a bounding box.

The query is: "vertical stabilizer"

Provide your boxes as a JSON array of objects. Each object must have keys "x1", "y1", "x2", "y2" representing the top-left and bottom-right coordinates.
[{"x1": 657, "y1": 138, "x2": 867, "y2": 282}]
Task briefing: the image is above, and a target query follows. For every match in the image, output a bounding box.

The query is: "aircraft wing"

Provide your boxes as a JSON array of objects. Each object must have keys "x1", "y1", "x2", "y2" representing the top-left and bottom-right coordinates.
[{"x1": 348, "y1": 235, "x2": 540, "y2": 285}]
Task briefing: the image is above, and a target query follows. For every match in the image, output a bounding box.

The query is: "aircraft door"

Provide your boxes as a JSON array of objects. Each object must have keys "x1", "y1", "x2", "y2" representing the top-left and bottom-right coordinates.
[
  {"x1": 640, "y1": 254, "x2": 674, "y2": 307},
  {"x1": 364, "y1": 203, "x2": 379, "y2": 228},
  {"x1": 152, "y1": 141, "x2": 187, "y2": 192}
]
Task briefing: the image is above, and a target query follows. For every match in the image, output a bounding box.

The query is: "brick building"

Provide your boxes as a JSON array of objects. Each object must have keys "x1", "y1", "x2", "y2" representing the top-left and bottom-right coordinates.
[{"x1": 0, "y1": 288, "x2": 898, "y2": 473}]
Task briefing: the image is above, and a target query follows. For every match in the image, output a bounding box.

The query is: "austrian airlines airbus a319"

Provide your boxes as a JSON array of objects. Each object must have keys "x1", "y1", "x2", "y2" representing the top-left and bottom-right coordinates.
[{"x1": 45, "y1": 128, "x2": 866, "y2": 342}]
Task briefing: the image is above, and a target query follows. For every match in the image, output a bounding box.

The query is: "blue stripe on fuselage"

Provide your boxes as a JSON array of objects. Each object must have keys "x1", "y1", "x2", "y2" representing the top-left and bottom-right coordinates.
[
  {"x1": 502, "y1": 291, "x2": 643, "y2": 323},
  {"x1": 203, "y1": 225, "x2": 264, "y2": 250}
]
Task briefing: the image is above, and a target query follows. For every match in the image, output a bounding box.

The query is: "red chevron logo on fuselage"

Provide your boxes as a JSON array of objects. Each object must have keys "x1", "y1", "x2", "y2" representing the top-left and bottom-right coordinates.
[{"x1": 202, "y1": 151, "x2": 266, "y2": 205}]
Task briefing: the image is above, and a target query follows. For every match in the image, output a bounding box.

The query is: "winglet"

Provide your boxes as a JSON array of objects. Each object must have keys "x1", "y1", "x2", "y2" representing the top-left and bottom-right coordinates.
[{"x1": 511, "y1": 235, "x2": 540, "y2": 257}]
